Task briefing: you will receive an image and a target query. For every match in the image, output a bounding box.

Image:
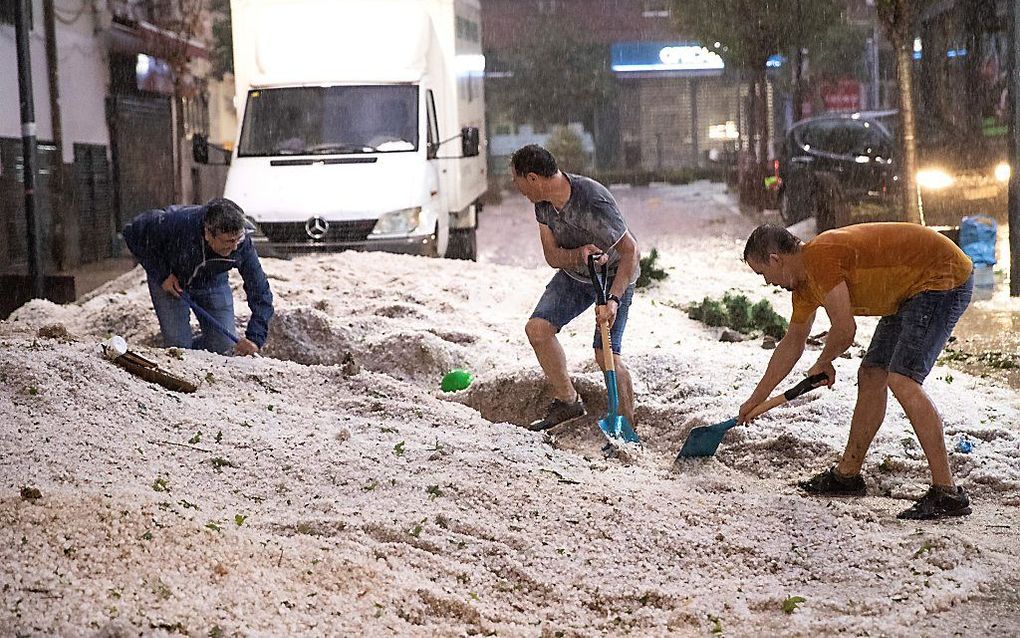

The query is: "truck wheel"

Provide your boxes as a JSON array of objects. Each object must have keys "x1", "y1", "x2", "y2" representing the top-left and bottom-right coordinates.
[{"x1": 446, "y1": 227, "x2": 477, "y2": 261}]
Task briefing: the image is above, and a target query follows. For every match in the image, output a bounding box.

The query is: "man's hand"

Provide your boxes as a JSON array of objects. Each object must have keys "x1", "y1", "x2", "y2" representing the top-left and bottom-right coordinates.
[
  {"x1": 579, "y1": 244, "x2": 608, "y2": 269},
  {"x1": 807, "y1": 360, "x2": 836, "y2": 387},
  {"x1": 235, "y1": 337, "x2": 260, "y2": 357},
  {"x1": 161, "y1": 274, "x2": 183, "y2": 297},
  {"x1": 595, "y1": 298, "x2": 618, "y2": 330},
  {"x1": 738, "y1": 394, "x2": 767, "y2": 424}
]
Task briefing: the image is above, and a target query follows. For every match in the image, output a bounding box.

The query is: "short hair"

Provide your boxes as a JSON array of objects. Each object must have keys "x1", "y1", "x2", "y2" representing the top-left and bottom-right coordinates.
[
  {"x1": 743, "y1": 224, "x2": 802, "y2": 263},
  {"x1": 204, "y1": 198, "x2": 246, "y2": 236},
  {"x1": 510, "y1": 144, "x2": 558, "y2": 178}
]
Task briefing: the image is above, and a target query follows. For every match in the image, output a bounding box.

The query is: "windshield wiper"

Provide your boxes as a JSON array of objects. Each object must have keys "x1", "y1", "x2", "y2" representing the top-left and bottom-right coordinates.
[{"x1": 307, "y1": 143, "x2": 377, "y2": 155}]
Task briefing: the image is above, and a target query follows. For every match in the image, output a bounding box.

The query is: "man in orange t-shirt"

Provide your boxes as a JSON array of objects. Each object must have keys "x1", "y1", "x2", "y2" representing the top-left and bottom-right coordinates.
[{"x1": 739, "y1": 223, "x2": 974, "y2": 520}]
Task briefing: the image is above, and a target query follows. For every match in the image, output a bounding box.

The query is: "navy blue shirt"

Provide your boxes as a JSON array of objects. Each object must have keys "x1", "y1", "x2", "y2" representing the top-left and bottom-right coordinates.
[{"x1": 122, "y1": 205, "x2": 274, "y2": 347}]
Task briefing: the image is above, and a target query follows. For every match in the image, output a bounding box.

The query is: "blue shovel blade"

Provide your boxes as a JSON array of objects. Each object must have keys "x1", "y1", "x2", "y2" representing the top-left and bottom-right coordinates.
[
  {"x1": 676, "y1": 417, "x2": 738, "y2": 459},
  {"x1": 598, "y1": 415, "x2": 641, "y2": 444}
]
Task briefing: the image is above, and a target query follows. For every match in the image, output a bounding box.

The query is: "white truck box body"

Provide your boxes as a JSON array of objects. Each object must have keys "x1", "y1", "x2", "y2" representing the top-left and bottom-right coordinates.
[{"x1": 225, "y1": 0, "x2": 486, "y2": 257}]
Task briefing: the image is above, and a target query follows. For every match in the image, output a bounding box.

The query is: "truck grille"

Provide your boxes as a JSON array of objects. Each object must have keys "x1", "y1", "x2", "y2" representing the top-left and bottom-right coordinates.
[{"x1": 257, "y1": 220, "x2": 378, "y2": 244}]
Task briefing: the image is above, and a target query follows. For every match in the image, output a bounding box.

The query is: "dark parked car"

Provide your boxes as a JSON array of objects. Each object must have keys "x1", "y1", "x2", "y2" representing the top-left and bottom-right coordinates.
[
  {"x1": 778, "y1": 112, "x2": 898, "y2": 230},
  {"x1": 777, "y1": 111, "x2": 1009, "y2": 230}
]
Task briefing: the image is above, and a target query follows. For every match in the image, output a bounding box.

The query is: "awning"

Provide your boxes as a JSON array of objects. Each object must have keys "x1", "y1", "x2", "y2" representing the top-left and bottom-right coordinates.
[{"x1": 108, "y1": 19, "x2": 209, "y2": 62}]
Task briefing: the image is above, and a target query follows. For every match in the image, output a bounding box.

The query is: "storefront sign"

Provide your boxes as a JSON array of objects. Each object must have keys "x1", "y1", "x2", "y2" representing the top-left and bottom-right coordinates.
[
  {"x1": 611, "y1": 42, "x2": 724, "y2": 76},
  {"x1": 820, "y1": 79, "x2": 861, "y2": 113}
]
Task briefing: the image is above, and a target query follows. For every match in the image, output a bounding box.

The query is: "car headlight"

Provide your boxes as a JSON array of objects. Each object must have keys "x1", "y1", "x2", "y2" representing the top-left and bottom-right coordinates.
[
  {"x1": 995, "y1": 162, "x2": 1011, "y2": 182},
  {"x1": 371, "y1": 207, "x2": 422, "y2": 236},
  {"x1": 917, "y1": 168, "x2": 955, "y2": 190}
]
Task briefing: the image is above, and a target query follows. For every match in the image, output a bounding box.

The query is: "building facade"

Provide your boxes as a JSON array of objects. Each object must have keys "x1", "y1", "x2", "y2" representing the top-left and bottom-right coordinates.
[
  {"x1": 481, "y1": 0, "x2": 749, "y2": 173},
  {"x1": 1, "y1": 0, "x2": 225, "y2": 311}
]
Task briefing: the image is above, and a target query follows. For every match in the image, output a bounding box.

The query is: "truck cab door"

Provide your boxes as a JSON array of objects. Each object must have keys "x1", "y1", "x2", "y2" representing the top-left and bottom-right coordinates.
[{"x1": 425, "y1": 89, "x2": 449, "y2": 248}]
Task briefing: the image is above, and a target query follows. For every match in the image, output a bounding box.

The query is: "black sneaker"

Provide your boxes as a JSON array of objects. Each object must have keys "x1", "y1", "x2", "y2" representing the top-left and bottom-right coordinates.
[
  {"x1": 527, "y1": 397, "x2": 586, "y2": 431},
  {"x1": 797, "y1": 466, "x2": 867, "y2": 496},
  {"x1": 897, "y1": 486, "x2": 972, "y2": 520}
]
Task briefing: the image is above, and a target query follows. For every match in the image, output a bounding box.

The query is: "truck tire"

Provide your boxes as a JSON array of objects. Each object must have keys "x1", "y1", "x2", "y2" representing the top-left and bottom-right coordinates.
[{"x1": 446, "y1": 227, "x2": 477, "y2": 261}]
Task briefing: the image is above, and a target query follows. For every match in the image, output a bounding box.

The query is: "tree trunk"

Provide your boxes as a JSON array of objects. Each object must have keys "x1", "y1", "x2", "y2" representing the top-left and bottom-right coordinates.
[
  {"x1": 895, "y1": 40, "x2": 922, "y2": 224},
  {"x1": 879, "y1": 0, "x2": 923, "y2": 224}
]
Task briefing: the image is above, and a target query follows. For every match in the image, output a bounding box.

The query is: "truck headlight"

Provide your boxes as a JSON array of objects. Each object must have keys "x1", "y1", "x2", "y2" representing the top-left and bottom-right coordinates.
[
  {"x1": 371, "y1": 207, "x2": 422, "y2": 235},
  {"x1": 995, "y1": 162, "x2": 1011, "y2": 182},
  {"x1": 917, "y1": 168, "x2": 955, "y2": 190}
]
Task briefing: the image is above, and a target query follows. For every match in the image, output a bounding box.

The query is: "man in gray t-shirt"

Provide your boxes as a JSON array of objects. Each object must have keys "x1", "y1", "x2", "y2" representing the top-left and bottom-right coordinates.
[{"x1": 509, "y1": 144, "x2": 641, "y2": 431}]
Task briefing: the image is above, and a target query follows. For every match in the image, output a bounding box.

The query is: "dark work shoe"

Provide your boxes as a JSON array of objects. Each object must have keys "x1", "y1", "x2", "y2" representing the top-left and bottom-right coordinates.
[
  {"x1": 897, "y1": 486, "x2": 972, "y2": 520},
  {"x1": 797, "y1": 466, "x2": 867, "y2": 496},
  {"x1": 527, "y1": 397, "x2": 586, "y2": 431}
]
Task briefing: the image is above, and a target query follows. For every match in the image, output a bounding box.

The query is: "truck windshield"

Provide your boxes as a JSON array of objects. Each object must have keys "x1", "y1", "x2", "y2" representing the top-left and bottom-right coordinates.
[{"x1": 237, "y1": 85, "x2": 419, "y2": 157}]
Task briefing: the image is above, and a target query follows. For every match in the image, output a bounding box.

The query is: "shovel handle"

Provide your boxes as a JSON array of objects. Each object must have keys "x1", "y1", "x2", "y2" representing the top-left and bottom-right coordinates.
[
  {"x1": 180, "y1": 291, "x2": 240, "y2": 344},
  {"x1": 587, "y1": 253, "x2": 608, "y2": 305},
  {"x1": 588, "y1": 253, "x2": 616, "y2": 371},
  {"x1": 745, "y1": 373, "x2": 828, "y2": 421}
]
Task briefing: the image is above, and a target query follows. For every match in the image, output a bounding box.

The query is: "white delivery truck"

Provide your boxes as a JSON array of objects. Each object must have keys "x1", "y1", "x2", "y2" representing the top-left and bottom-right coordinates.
[{"x1": 197, "y1": 0, "x2": 487, "y2": 259}]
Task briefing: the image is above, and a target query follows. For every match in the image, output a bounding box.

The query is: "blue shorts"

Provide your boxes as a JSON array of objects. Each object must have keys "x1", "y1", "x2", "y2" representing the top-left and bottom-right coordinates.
[
  {"x1": 862, "y1": 273, "x2": 974, "y2": 383},
  {"x1": 530, "y1": 270, "x2": 635, "y2": 354}
]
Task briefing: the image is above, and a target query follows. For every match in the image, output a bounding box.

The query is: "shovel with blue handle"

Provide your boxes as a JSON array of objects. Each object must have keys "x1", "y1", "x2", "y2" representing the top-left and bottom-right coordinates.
[
  {"x1": 587, "y1": 254, "x2": 640, "y2": 444},
  {"x1": 676, "y1": 372, "x2": 829, "y2": 459},
  {"x1": 179, "y1": 291, "x2": 241, "y2": 346}
]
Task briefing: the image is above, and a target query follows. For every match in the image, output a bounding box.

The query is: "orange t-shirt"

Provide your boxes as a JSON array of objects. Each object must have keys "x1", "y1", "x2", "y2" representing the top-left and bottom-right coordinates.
[{"x1": 791, "y1": 223, "x2": 973, "y2": 323}]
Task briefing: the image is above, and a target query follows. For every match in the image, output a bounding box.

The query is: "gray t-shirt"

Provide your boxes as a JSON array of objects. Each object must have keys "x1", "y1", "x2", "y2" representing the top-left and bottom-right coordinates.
[{"x1": 535, "y1": 173, "x2": 639, "y2": 284}]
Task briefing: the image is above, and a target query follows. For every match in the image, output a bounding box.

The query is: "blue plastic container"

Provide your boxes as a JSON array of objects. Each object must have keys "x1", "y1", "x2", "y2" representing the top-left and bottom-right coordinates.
[{"x1": 959, "y1": 215, "x2": 997, "y2": 266}]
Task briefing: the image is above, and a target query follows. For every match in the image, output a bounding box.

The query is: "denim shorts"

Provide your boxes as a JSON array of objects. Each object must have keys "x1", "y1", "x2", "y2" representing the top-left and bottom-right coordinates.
[
  {"x1": 530, "y1": 270, "x2": 635, "y2": 353},
  {"x1": 862, "y1": 273, "x2": 974, "y2": 383}
]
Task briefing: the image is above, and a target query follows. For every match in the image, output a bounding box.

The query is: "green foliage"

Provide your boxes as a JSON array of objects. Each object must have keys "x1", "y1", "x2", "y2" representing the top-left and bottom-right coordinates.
[
  {"x1": 750, "y1": 299, "x2": 789, "y2": 340},
  {"x1": 688, "y1": 293, "x2": 788, "y2": 338},
  {"x1": 486, "y1": 19, "x2": 614, "y2": 130},
  {"x1": 914, "y1": 540, "x2": 935, "y2": 558},
  {"x1": 210, "y1": 457, "x2": 236, "y2": 471},
  {"x1": 209, "y1": 0, "x2": 233, "y2": 79},
  {"x1": 393, "y1": 441, "x2": 406, "y2": 457},
  {"x1": 782, "y1": 595, "x2": 807, "y2": 614},
  {"x1": 672, "y1": 0, "x2": 842, "y2": 72},
  {"x1": 636, "y1": 248, "x2": 668, "y2": 289},
  {"x1": 545, "y1": 126, "x2": 589, "y2": 173},
  {"x1": 234, "y1": 514, "x2": 247, "y2": 527},
  {"x1": 707, "y1": 614, "x2": 723, "y2": 634},
  {"x1": 152, "y1": 477, "x2": 171, "y2": 493}
]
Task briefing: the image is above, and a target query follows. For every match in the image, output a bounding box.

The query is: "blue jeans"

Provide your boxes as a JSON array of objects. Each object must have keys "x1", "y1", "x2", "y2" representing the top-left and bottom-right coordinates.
[
  {"x1": 530, "y1": 270, "x2": 635, "y2": 353},
  {"x1": 147, "y1": 275, "x2": 237, "y2": 354},
  {"x1": 862, "y1": 273, "x2": 974, "y2": 383}
]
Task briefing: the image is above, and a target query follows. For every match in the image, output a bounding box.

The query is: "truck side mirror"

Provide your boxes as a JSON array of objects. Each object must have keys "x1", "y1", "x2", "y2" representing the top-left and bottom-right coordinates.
[
  {"x1": 192, "y1": 133, "x2": 209, "y2": 164},
  {"x1": 461, "y1": 126, "x2": 480, "y2": 157}
]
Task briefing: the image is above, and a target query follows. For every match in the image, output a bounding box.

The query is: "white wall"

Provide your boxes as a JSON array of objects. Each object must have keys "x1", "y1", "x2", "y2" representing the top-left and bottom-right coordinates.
[{"x1": 0, "y1": 0, "x2": 111, "y2": 163}]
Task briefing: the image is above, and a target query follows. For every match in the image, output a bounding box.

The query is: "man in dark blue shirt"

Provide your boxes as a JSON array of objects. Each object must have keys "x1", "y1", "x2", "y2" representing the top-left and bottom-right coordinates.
[{"x1": 122, "y1": 198, "x2": 274, "y2": 356}]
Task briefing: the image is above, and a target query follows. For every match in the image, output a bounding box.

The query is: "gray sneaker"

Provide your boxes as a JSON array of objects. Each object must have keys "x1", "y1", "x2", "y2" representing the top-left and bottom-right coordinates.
[{"x1": 528, "y1": 397, "x2": 586, "y2": 431}]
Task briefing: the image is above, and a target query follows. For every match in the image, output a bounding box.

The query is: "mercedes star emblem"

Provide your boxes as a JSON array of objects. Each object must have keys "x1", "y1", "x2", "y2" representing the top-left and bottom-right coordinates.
[{"x1": 305, "y1": 216, "x2": 329, "y2": 240}]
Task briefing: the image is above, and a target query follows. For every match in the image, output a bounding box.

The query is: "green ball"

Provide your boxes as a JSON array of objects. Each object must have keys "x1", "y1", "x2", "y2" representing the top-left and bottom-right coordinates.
[{"x1": 441, "y1": 369, "x2": 473, "y2": 392}]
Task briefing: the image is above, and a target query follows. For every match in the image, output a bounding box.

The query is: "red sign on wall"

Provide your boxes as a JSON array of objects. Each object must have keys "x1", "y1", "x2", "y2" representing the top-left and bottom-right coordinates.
[{"x1": 820, "y1": 79, "x2": 862, "y2": 113}]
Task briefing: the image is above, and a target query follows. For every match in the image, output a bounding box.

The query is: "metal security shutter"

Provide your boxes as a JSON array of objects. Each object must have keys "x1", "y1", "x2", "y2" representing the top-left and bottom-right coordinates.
[
  {"x1": 0, "y1": 137, "x2": 58, "y2": 273},
  {"x1": 74, "y1": 143, "x2": 115, "y2": 264},
  {"x1": 107, "y1": 94, "x2": 174, "y2": 228}
]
